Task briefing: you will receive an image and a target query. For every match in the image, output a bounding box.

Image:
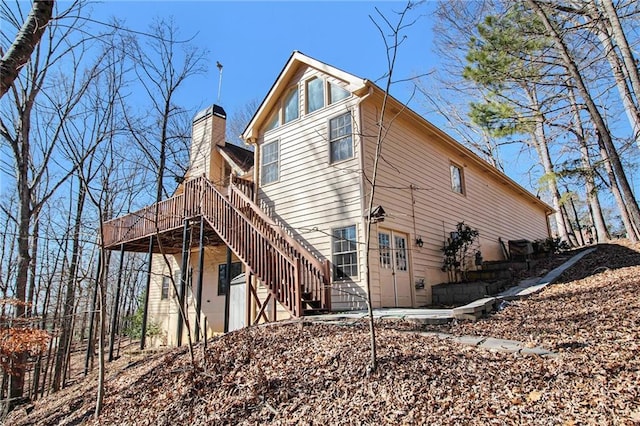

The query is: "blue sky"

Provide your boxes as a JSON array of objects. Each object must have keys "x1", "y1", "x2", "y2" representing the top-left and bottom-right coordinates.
[{"x1": 91, "y1": 1, "x2": 440, "y2": 125}]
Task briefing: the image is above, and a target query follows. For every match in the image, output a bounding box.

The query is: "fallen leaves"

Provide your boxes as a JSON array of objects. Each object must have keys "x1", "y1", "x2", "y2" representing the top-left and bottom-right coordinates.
[{"x1": 7, "y1": 242, "x2": 640, "y2": 425}]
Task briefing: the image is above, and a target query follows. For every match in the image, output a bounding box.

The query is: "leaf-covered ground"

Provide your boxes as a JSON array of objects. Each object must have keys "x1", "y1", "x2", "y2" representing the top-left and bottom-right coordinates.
[{"x1": 7, "y1": 242, "x2": 640, "y2": 425}]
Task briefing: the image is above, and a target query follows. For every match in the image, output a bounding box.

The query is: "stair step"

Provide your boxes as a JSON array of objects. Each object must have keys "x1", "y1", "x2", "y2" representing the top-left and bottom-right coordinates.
[
  {"x1": 302, "y1": 299, "x2": 322, "y2": 308},
  {"x1": 303, "y1": 307, "x2": 329, "y2": 316}
]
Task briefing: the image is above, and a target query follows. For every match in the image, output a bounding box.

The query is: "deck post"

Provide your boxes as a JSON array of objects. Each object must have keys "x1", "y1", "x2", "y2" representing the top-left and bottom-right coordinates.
[
  {"x1": 108, "y1": 244, "x2": 125, "y2": 361},
  {"x1": 223, "y1": 246, "x2": 232, "y2": 333},
  {"x1": 176, "y1": 219, "x2": 190, "y2": 347},
  {"x1": 140, "y1": 236, "x2": 154, "y2": 350},
  {"x1": 194, "y1": 216, "x2": 205, "y2": 342},
  {"x1": 245, "y1": 272, "x2": 253, "y2": 328}
]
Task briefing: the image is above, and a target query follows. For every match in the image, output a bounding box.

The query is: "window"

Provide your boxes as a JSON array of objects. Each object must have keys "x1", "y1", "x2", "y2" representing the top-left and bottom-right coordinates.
[
  {"x1": 306, "y1": 77, "x2": 324, "y2": 114},
  {"x1": 261, "y1": 141, "x2": 279, "y2": 184},
  {"x1": 394, "y1": 235, "x2": 408, "y2": 271},
  {"x1": 329, "y1": 113, "x2": 353, "y2": 163},
  {"x1": 265, "y1": 112, "x2": 279, "y2": 132},
  {"x1": 378, "y1": 232, "x2": 391, "y2": 269},
  {"x1": 161, "y1": 276, "x2": 170, "y2": 300},
  {"x1": 450, "y1": 163, "x2": 465, "y2": 194},
  {"x1": 283, "y1": 87, "x2": 299, "y2": 123},
  {"x1": 329, "y1": 82, "x2": 350, "y2": 104},
  {"x1": 218, "y1": 262, "x2": 242, "y2": 296},
  {"x1": 333, "y1": 225, "x2": 358, "y2": 280}
]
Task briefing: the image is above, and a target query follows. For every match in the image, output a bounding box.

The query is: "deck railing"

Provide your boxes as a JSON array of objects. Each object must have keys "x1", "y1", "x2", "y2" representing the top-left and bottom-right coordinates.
[
  {"x1": 227, "y1": 184, "x2": 331, "y2": 312},
  {"x1": 102, "y1": 176, "x2": 331, "y2": 316}
]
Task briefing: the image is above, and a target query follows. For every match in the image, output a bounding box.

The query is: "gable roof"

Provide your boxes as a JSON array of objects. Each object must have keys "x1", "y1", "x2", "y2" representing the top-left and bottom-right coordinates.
[
  {"x1": 218, "y1": 143, "x2": 254, "y2": 174},
  {"x1": 242, "y1": 51, "x2": 369, "y2": 142},
  {"x1": 242, "y1": 51, "x2": 552, "y2": 215}
]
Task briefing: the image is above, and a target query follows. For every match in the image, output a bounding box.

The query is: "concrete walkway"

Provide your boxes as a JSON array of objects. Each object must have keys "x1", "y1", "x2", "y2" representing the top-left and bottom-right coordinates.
[
  {"x1": 315, "y1": 247, "x2": 596, "y2": 324},
  {"x1": 415, "y1": 331, "x2": 557, "y2": 357},
  {"x1": 496, "y1": 247, "x2": 596, "y2": 299},
  {"x1": 309, "y1": 247, "x2": 597, "y2": 356}
]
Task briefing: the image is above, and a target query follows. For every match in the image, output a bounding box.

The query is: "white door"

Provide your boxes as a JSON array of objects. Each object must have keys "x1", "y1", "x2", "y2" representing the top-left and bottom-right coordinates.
[
  {"x1": 228, "y1": 273, "x2": 246, "y2": 332},
  {"x1": 379, "y1": 230, "x2": 412, "y2": 307}
]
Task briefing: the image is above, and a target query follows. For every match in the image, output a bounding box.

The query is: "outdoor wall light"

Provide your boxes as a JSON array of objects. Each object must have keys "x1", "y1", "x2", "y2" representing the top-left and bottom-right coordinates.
[{"x1": 415, "y1": 236, "x2": 424, "y2": 247}]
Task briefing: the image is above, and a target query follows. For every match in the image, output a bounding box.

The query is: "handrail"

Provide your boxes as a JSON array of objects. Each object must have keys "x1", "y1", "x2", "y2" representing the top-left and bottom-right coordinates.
[
  {"x1": 228, "y1": 184, "x2": 328, "y2": 275},
  {"x1": 199, "y1": 178, "x2": 305, "y2": 316},
  {"x1": 102, "y1": 175, "x2": 331, "y2": 315}
]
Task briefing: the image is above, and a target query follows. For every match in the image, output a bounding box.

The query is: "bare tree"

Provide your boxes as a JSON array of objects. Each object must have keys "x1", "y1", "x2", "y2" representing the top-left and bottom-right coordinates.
[
  {"x1": 363, "y1": 1, "x2": 418, "y2": 373},
  {"x1": 0, "y1": 0, "x2": 54, "y2": 98},
  {"x1": 0, "y1": 0, "x2": 112, "y2": 406}
]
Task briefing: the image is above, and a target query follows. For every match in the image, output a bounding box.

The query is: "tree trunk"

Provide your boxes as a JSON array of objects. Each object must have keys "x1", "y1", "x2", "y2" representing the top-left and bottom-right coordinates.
[
  {"x1": 588, "y1": 1, "x2": 640, "y2": 147},
  {"x1": 52, "y1": 180, "x2": 85, "y2": 391},
  {"x1": 599, "y1": 0, "x2": 640, "y2": 115},
  {"x1": 527, "y1": 0, "x2": 640, "y2": 241},
  {"x1": 526, "y1": 85, "x2": 571, "y2": 243},
  {"x1": 566, "y1": 82, "x2": 609, "y2": 242},
  {"x1": 0, "y1": 0, "x2": 54, "y2": 98}
]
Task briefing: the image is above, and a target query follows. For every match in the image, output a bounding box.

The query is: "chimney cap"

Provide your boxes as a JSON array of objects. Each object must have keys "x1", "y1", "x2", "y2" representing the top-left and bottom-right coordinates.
[{"x1": 193, "y1": 104, "x2": 226, "y2": 122}]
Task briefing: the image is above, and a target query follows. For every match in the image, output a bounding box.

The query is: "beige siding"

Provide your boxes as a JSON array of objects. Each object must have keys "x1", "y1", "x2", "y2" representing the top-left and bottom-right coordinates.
[
  {"x1": 187, "y1": 112, "x2": 226, "y2": 182},
  {"x1": 256, "y1": 66, "x2": 367, "y2": 311},
  {"x1": 147, "y1": 245, "x2": 245, "y2": 347},
  {"x1": 360, "y1": 101, "x2": 549, "y2": 306}
]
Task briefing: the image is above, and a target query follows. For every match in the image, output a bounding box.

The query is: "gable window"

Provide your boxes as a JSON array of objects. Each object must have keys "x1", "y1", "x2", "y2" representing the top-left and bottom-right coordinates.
[
  {"x1": 329, "y1": 82, "x2": 350, "y2": 104},
  {"x1": 283, "y1": 87, "x2": 299, "y2": 123},
  {"x1": 218, "y1": 262, "x2": 242, "y2": 296},
  {"x1": 450, "y1": 163, "x2": 465, "y2": 194},
  {"x1": 261, "y1": 140, "x2": 279, "y2": 184},
  {"x1": 329, "y1": 112, "x2": 353, "y2": 163},
  {"x1": 333, "y1": 225, "x2": 358, "y2": 280},
  {"x1": 306, "y1": 77, "x2": 324, "y2": 114},
  {"x1": 265, "y1": 111, "x2": 279, "y2": 132},
  {"x1": 161, "y1": 276, "x2": 170, "y2": 300}
]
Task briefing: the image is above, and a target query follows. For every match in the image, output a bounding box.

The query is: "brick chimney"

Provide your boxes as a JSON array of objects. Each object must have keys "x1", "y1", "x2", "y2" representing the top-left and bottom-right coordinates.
[{"x1": 187, "y1": 104, "x2": 226, "y2": 181}]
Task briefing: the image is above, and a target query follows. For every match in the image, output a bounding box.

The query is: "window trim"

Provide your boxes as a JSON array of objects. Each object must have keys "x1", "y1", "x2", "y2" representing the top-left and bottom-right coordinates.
[
  {"x1": 328, "y1": 81, "x2": 351, "y2": 105},
  {"x1": 161, "y1": 275, "x2": 170, "y2": 300},
  {"x1": 264, "y1": 110, "x2": 280, "y2": 133},
  {"x1": 332, "y1": 224, "x2": 359, "y2": 281},
  {"x1": 261, "y1": 139, "x2": 280, "y2": 186},
  {"x1": 328, "y1": 111, "x2": 354, "y2": 164},
  {"x1": 378, "y1": 231, "x2": 391, "y2": 269},
  {"x1": 305, "y1": 77, "x2": 325, "y2": 115},
  {"x1": 282, "y1": 85, "x2": 300, "y2": 124},
  {"x1": 450, "y1": 162, "x2": 465, "y2": 195}
]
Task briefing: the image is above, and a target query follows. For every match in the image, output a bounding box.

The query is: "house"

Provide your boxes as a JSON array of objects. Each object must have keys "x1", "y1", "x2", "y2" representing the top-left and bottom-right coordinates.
[{"x1": 103, "y1": 52, "x2": 552, "y2": 347}]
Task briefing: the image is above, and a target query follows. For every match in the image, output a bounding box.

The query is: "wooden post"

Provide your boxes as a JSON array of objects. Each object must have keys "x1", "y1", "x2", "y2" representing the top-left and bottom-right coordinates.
[
  {"x1": 140, "y1": 236, "x2": 154, "y2": 350},
  {"x1": 176, "y1": 219, "x2": 190, "y2": 347},
  {"x1": 194, "y1": 216, "x2": 205, "y2": 343},
  {"x1": 223, "y1": 246, "x2": 232, "y2": 333},
  {"x1": 245, "y1": 272, "x2": 252, "y2": 328},
  {"x1": 108, "y1": 244, "x2": 125, "y2": 362},
  {"x1": 295, "y1": 258, "x2": 303, "y2": 317}
]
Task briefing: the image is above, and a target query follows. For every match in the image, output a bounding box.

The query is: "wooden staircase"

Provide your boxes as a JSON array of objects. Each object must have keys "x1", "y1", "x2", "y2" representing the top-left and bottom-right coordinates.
[{"x1": 103, "y1": 176, "x2": 331, "y2": 318}]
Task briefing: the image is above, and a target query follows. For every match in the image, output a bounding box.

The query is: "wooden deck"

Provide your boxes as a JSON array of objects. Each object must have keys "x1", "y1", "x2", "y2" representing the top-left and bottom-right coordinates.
[{"x1": 102, "y1": 176, "x2": 330, "y2": 317}]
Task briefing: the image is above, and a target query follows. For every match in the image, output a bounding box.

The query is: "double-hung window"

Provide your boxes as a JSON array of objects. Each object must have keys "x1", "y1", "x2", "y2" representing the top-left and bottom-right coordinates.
[
  {"x1": 329, "y1": 112, "x2": 353, "y2": 163},
  {"x1": 261, "y1": 141, "x2": 279, "y2": 185},
  {"x1": 333, "y1": 225, "x2": 358, "y2": 280}
]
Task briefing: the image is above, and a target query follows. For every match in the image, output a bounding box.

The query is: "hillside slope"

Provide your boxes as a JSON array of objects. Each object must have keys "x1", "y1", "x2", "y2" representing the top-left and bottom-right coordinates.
[{"x1": 7, "y1": 243, "x2": 640, "y2": 425}]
